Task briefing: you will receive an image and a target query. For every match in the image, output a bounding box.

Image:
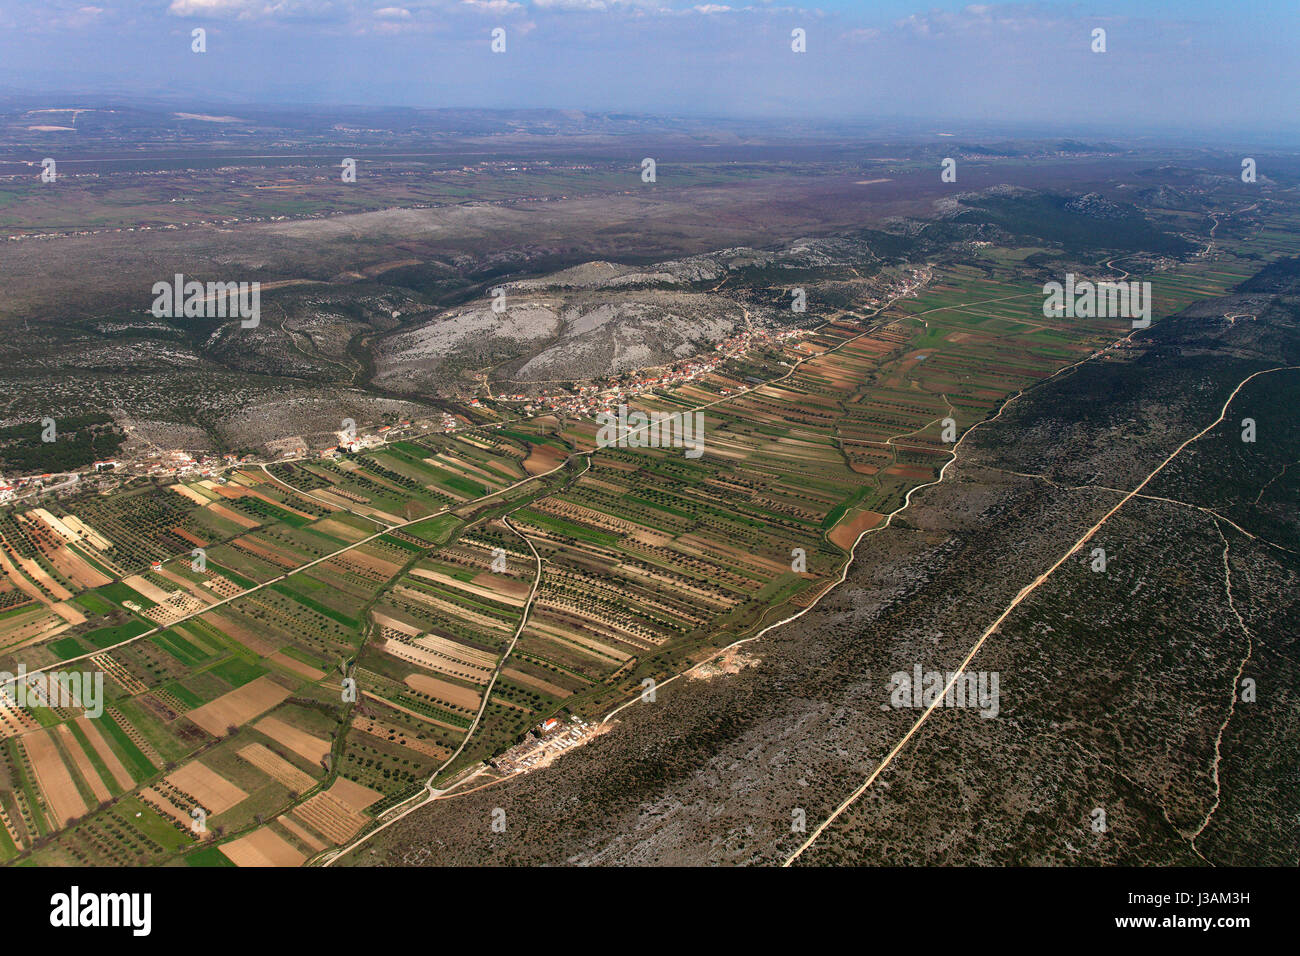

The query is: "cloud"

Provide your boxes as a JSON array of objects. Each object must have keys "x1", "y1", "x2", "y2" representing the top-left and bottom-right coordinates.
[
  {"x1": 843, "y1": 26, "x2": 880, "y2": 42},
  {"x1": 530, "y1": 0, "x2": 668, "y2": 12},
  {"x1": 62, "y1": 4, "x2": 105, "y2": 25},
  {"x1": 893, "y1": 3, "x2": 1077, "y2": 38},
  {"x1": 166, "y1": 0, "x2": 339, "y2": 21},
  {"x1": 7, "y1": 1, "x2": 109, "y2": 30},
  {"x1": 460, "y1": 0, "x2": 524, "y2": 14},
  {"x1": 533, "y1": 0, "x2": 610, "y2": 9}
]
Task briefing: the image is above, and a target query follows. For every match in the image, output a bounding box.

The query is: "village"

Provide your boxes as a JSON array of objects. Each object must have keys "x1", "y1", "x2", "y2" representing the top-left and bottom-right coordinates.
[
  {"x1": 482, "y1": 323, "x2": 814, "y2": 419},
  {"x1": 0, "y1": 450, "x2": 253, "y2": 506},
  {"x1": 0, "y1": 319, "x2": 821, "y2": 511}
]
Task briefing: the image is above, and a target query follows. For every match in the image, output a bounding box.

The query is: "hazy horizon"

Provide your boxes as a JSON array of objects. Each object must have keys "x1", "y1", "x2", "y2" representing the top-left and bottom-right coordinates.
[{"x1": 1, "y1": 1, "x2": 1297, "y2": 145}]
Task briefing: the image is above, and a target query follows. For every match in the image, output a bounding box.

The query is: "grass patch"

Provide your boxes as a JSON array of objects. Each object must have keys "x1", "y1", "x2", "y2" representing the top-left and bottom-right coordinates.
[
  {"x1": 97, "y1": 714, "x2": 156, "y2": 781},
  {"x1": 48, "y1": 637, "x2": 89, "y2": 660},
  {"x1": 83, "y1": 619, "x2": 150, "y2": 649},
  {"x1": 184, "y1": 845, "x2": 236, "y2": 867},
  {"x1": 208, "y1": 657, "x2": 267, "y2": 688}
]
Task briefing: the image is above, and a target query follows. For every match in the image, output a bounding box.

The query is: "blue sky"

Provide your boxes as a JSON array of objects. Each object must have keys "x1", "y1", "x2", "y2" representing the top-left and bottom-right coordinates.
[{"x1": 1, "y1": 1, "x2": 1297, "y2": 141}]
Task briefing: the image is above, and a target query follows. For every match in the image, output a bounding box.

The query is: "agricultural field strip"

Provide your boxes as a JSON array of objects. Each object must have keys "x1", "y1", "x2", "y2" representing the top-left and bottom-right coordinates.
[
  {"x1": 598, "y1": 295, "x2": 1146, "y2": 732},
  {"x1": 7, "y1": 415, "x2": 538, "y2": 592},
  {"x1": 0, "y1": 279, "x2": 1128, "y2": 857},
  {"x1": 257, "y1": 464, "x2": 396, "y2": 527},
  {"x1": 0, "y1": 282, "x2": 926, "y2": 693},
  {"x1": 316, "y1": 291, "x2": 965, "y2": 861},
  {"x1": 4, "y1": 281, "x2": 1025, "y2": 634},
  {"x1": 783, "y1": 363, "x2": 1300, "y2": 866},
  {"x1": 319, "y1": 288, "x2": 1101, "y2": 862},
  {"x1": 0, "y1": 462, "x2": 565, "y2": 696},
  {"x1": 608, "y1": 239, "x2": 1276, "y2": 754},
  {"x1": 319, "y1": 509, "x2": 545, "y2": 865}
]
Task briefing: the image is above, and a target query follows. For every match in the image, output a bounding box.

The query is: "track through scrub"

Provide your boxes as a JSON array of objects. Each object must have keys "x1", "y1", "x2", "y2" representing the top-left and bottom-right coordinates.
[{"x1": 783, "y1": 364, "x2": 1298, "y2": 866}]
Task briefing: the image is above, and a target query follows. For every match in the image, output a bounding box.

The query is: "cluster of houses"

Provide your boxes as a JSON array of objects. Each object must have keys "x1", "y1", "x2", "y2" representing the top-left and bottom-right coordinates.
[
  {"x1": 2, "y1": 450, "x2": 255, "y2": 506},
  {"x1": 491, "y1": 325, "x2": 813, "y2": 420},
  {"x1": 0, "y1": 472, "x2": 73, "y2": 503},
  {"x1": 489, "y1": 716, "x2": 600, "y2": 775},
  {"x1": 318, "y1": 420, "x2": 416, "y2": 458},
  {"x1": 2, "y1": 320, "x2": 831, "y2": 509},
  {"x1": 141, "y1": 450, "x2": 245, "y2": 479}
]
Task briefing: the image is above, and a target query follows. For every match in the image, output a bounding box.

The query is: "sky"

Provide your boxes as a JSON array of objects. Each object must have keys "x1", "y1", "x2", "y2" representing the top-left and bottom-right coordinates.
[{"x1": 0, "y1": 1, "x2": 1297, "y2": 142}]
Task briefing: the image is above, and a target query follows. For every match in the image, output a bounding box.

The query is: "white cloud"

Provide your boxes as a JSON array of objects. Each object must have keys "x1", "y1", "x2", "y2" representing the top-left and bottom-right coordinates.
[
  {"x1": 533, "y1": 0, "x2": 610, "y2": 10},
  {"x1": 843, "y1": 26, "x2": 880, "y2": 41},
  {"x1": 530, "y1": 0, "x2": 671, "y2": 11},
  {"x1": 894, "y1": 3, "x2": 1077, "y2": 38},
  {"x1": 21, "y1": 1, "x2": 109, "y2": 29},
  {"x1": 460, "y1": 0, "x2": 524, "y2": 14},
  {"x1": 166, "y1": 0, "x2": 338, "y2": 21}
]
